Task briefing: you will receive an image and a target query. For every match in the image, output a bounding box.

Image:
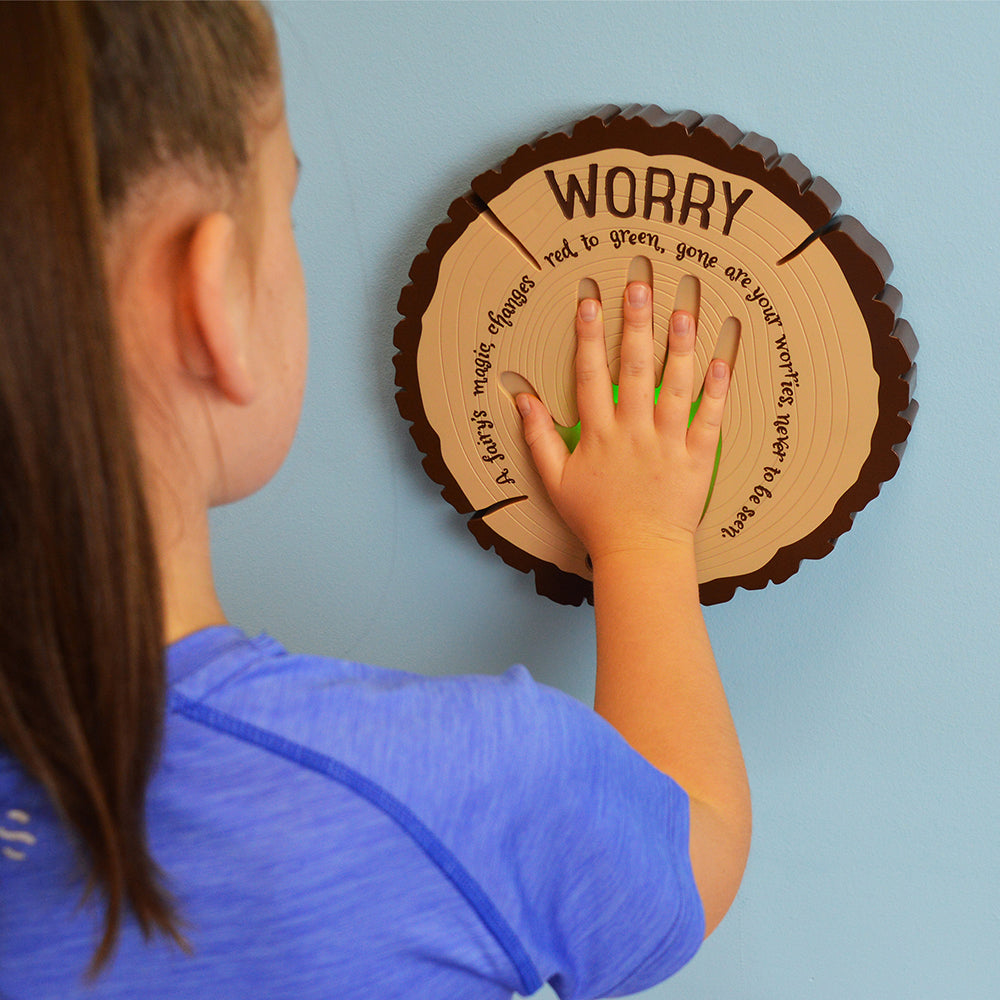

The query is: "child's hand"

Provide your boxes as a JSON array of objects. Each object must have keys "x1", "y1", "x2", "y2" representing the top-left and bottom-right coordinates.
[
  {"x1": 516, "y1": 282, "x2": 731, "y2": 565},
  {"x1": 519, "y1": 283, "x2": 749, "y2": 937},
  {"x1": 518, "y1": 285, "x2": 749, "y2": 936}
]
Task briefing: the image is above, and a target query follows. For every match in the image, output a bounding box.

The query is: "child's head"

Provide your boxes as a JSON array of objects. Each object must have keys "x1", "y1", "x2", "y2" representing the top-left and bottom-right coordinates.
[
  {"x1": 97, "y1": 0, "x2": 307, "y2": 507},
  {"x1": 0, "y1": 0, "x2": 296, "y2": 977}
]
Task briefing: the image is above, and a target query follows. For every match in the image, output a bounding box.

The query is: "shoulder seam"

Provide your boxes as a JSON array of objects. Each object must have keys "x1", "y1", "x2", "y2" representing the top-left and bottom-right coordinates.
[{"x1": 169, "y1": 692, "x2": 543, "y2": 996}]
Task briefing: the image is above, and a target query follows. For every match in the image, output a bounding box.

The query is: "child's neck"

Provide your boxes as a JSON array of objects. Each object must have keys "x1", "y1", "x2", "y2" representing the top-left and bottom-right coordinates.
[{"x1": 156, "y1": 503, "x2": 229, "y2": 645}]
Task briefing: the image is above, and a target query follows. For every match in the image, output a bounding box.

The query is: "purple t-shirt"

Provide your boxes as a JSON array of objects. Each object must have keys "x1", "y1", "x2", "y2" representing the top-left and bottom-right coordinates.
[{"x1": 0, "y1": 626, "x2": 703, "y2": 998}]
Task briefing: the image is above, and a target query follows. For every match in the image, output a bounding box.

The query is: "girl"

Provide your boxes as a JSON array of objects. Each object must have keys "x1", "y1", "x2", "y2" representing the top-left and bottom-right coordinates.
[{"x1": 0, "y1": 3, "x2": 750, "y2": 997}]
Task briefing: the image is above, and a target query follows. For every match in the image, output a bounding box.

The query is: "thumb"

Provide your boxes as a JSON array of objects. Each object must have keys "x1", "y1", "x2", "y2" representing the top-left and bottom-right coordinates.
[{"x1": 516, "y1": 393, "x2": 568, "y2": 495}]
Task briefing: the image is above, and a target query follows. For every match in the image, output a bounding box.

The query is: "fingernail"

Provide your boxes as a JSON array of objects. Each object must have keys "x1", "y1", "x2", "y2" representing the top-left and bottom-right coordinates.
[
  {"x1": 516, "y1": 394, "x2": 532, "y2": 417},
  {"x1": 672, "y1": 312, "x2": 691, "y2": 335},
  {"x1": 627, "y1": 282, "x2": 649, "y2": 307},
  {"x1": 579, "y1": 298, "x2": 598, "y2": 322},
  {"x1": 711, "y1": 360, "x2": 728, "y2": 380}
]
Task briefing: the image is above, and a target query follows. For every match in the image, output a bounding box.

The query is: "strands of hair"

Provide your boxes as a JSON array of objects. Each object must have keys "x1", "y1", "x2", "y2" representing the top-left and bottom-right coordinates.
[{"x1": 0, "y1": 0, "x2": 274, "y2": 978}]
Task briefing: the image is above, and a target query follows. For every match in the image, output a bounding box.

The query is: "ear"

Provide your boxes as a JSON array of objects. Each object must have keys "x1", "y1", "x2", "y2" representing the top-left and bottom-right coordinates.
[{"x1": 180, "y1": 211, "x2": 256, "y2": 406}]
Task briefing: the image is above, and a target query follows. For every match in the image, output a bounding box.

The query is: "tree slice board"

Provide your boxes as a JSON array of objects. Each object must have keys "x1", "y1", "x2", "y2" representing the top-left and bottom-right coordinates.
[{"x1": 394, "y1": 106, "x2": 917, "y2": 605}]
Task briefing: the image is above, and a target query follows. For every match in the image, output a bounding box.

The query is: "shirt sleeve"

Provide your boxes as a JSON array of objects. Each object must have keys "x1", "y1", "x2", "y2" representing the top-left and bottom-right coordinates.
[
  {"x1": 432, "y1": 664, "x2": 706, "y2": 1000},
  {"x1": 299, "y1": 660, "x2": 705, "y2": 999}
]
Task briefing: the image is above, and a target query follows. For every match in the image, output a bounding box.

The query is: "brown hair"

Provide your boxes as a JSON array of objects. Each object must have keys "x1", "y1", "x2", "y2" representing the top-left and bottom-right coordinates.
[{"x1": 0, "y1": 0, "x2": 276, "y2": 978}]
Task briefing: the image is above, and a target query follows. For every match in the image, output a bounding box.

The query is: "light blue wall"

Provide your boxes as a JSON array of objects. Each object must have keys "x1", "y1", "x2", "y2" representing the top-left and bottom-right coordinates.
[{"x1": 210, "y1": 2, "x2": 1000, "y2": 997}]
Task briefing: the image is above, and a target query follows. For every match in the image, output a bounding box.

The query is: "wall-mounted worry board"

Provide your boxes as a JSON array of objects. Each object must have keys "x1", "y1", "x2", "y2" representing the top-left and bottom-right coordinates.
[{"x1": 393, "y1": 105, "x2": 918, "y2": 605}]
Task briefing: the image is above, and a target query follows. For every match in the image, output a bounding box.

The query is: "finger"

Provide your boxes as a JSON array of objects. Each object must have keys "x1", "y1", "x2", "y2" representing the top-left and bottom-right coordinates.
[
  {"x1": 516, "y1": 393, "x2": 569, "y2": 496},
  {"x1": 655, "y1": 310, "x2": 697, "y2": 432},
  {"x1": 574, "y1": 297, "x2": 615, "y2": 432},
  {"x1": 686, "y1": 359, "x2": 731, "y2": 460},
  {"x1": 616, "y1": 281, "x2": 655, "y2": 420}
]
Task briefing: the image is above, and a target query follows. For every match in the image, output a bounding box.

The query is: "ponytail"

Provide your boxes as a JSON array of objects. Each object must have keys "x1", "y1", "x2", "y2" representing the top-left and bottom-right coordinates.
[
  {"x1": 0, "y1": 0, "x2": 275, "y2": 978},
  {"x1": 0, "y1": 0, "x2": 180, "y2": 975}
]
